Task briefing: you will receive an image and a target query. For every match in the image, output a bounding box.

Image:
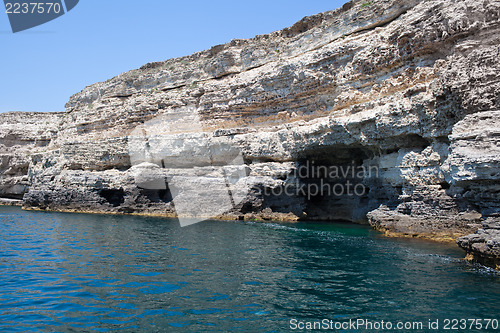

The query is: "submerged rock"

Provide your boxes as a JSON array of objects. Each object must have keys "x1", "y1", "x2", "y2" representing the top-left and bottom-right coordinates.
[{"x1": 457, "y1": 218, "x2": 500, "y2": 270}]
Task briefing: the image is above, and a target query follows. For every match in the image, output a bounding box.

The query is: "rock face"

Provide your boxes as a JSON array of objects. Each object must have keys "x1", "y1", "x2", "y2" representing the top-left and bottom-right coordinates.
[
  {"x1": 457, "y1": 217, "x2": 500, "y2": 270},
  {"x1": 368, "y1": 110, "x2": 500, "y2": 241},
  {"x1": 0, "y1": 112, "x2": 63, "y2": 203},
  {"x1": 2, "y1": 0, "x2": 500, "y2": 267}
]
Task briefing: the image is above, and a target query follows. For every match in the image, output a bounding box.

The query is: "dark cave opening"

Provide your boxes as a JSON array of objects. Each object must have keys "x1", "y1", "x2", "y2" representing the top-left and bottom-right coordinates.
[
  {"x1": 295, "y1": 145, "x2": 378, "y2": 222},
  {"x1": 99, "y1": 189, "x2": 125, "y2": 207}
]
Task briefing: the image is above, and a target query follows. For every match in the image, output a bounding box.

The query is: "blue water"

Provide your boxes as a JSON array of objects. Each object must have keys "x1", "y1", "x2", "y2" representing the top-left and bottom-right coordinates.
[{"x1": 0, "y1": 206, "x2": 499, "y2": 332}]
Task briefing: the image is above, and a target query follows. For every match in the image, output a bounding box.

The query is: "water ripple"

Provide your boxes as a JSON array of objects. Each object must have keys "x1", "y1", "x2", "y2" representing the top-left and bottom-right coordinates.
[{"x1": 0, "y1": 206, "x2": 498, "y2": 332}]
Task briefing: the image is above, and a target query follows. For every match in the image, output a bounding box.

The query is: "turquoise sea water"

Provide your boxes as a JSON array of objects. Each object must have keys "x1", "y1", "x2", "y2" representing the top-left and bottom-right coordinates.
[{"x1": 0, "y1": 206, "x2": 499, "y2": 332}]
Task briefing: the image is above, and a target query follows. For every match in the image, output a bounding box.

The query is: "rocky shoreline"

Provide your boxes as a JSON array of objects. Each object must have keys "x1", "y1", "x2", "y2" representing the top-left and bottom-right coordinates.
[
  {"x1": 457, "y1": 217, "x2": 500, "y2": 270},
  {"x1": 1, "y1": 0, "x2": 499, "y2": 269}
]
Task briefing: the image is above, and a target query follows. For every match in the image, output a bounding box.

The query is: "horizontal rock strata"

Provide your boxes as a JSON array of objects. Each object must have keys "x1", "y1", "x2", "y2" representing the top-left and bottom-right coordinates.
[
  {"x1": 0, "y1": 112, "x2": 63, "y2": 201},
  {"x1": 457, "y1": 217, "x2": 500, "y2": 270}
]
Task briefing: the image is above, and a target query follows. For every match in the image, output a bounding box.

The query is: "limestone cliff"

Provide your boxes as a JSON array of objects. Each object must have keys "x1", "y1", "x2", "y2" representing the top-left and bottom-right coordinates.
[
  {"x1": 0, "y1": 112, "x2": 63, "y2": 204},
  {"x1": 2, "y1": 0, "x2": 500, "y2": 268}
]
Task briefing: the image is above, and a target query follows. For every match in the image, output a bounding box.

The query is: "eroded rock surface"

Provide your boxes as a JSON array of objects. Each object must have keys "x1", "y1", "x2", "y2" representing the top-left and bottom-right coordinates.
[
  {"x1": 457, "y1": 217, "x2": 500, "y2": 270},
  {"x1": 0, "y1": 112, "x2": 63, "y2": 203},
  {"x1": 2, "y1": 0, "x2": 500, "y2": 267}
]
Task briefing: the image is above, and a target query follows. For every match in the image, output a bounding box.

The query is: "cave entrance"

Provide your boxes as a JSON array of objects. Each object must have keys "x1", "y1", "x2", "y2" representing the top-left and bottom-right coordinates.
[
  {"x1": 296, "y1": 145, "x2": 378, "y2": 222},
  {"x1": 99, "y1": 188, "x2": 125, "y2": 207}
]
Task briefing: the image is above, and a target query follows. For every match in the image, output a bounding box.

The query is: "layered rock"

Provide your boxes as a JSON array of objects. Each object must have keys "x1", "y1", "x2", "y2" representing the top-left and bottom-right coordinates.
[
  {"x1": 4, "y1": 0, "x2": 500, "y2": 267},
  {"x1": 457, "y1": 217, "x2": 500, "y2": 270},
  {"x1": 368, "y1": 110, "x2": 500, "y2": 241},
  {"x1": 0, "y1": 112, "x2": 63, "y2": 204}
]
